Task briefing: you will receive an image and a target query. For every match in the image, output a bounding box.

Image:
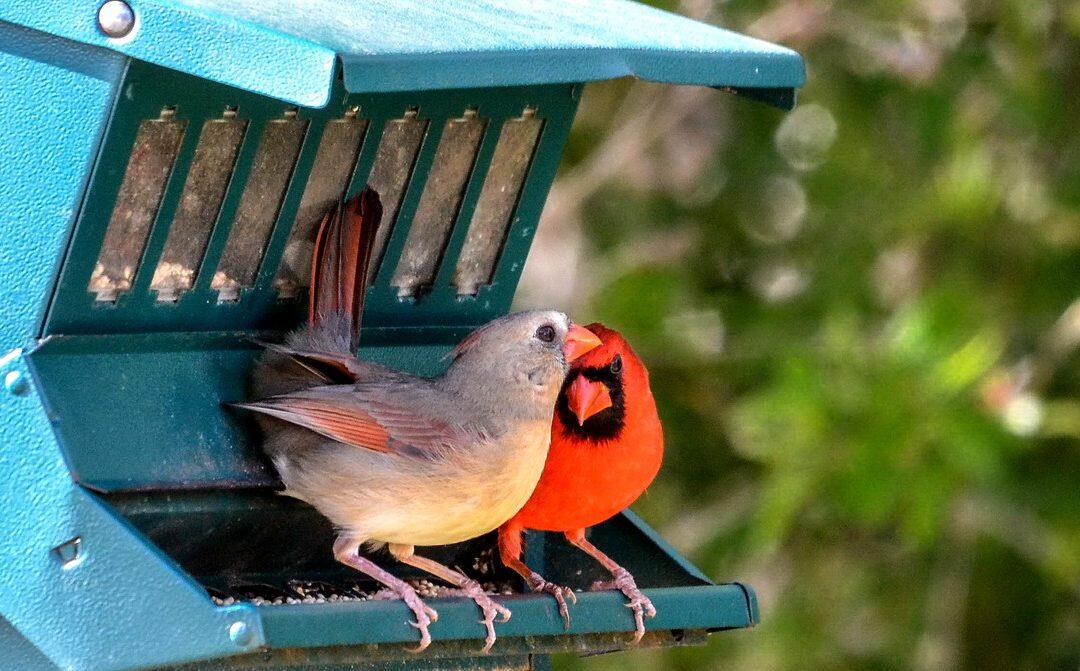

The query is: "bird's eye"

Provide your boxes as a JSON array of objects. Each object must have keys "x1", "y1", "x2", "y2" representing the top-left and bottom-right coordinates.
[
  {"x1": 610, "y1": 354, "x2": 623, "y2": 374},
  {"x1": 535, "y1": 324, "x2": 556, "y2": 343}
]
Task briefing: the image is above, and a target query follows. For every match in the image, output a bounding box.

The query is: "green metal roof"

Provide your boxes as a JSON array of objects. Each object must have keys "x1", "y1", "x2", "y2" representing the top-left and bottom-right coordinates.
[{"x1": 1, "y1": 0, "x2": 805, "y2": 108}]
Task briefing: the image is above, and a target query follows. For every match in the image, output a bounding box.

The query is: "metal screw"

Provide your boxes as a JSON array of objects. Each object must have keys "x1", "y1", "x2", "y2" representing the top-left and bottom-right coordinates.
[
  {"x1": 97, "y1": 1, "x2": 135, "y2": 38},
  {"x1": 4, "y1": 371, "x2": 27, "y2": 396},
  {"x1": 228, "y1": 621, "x2": 252, "y2": 646}
]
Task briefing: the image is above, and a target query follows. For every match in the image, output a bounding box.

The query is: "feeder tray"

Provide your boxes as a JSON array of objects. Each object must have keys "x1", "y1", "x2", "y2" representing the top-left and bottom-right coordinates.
[{"x1": 0, "y1": 1, "x2": 803, "y2": 669}]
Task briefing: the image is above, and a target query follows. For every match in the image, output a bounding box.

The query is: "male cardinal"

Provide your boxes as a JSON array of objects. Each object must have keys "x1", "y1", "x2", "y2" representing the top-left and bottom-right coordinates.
[
  {"x1": 498, "y1": 324, "x2": 664, "y2": 642},
  {"x1": 238, "y1": 188, "x2": 601, "y2": 652}
]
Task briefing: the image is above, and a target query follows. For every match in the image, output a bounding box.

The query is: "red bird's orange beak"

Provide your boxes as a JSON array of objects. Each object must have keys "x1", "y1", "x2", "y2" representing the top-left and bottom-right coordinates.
[
  {"x1": 567, "y1": 375, "x2": 613, "y2": 425},
  {"x1": 562, "y1": 323, "x2": 602, "y2": 362}
]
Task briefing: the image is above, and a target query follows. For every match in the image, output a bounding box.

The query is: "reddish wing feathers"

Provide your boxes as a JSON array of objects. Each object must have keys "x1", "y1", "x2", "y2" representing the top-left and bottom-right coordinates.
[
  {"x1": 246, "y1": 188, "x2": 443, "y2": 454},
  {"x1": 246, "y1": 186, "x2": 452, "y2": 455},
  {"x1": 309, "y1": 187, "x2": 383, "y2": 353},
  {"x1": 239, "y1": 395, "x2": 392, "y2": 452},
  {"x1": 359, "y1": 395, "x2": 463, "y2": 455},
  {"x1": 239, "y1": 386, "x2": 463, "y2": 457}
]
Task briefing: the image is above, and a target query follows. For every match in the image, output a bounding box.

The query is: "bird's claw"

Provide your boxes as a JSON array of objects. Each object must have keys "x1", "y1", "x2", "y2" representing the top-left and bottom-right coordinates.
[
  {"x1": 445, "y1": 579, "x2": 511, "y2": 653},
  {"x1": 424, "y1": 604, "x2": 439, "y2": 623},
  {"x1": 372, "y1": 585, "x2": 436, "y2": 652},
  {"x1": 528, "y1": 573, "x2": 577, "y2": 629},
  {"x1": 403, "y1": 597, "x2": 437, "y2": 652},
  {"x1": 590, "y1": 567, "x2": 655, "y2": 643}
]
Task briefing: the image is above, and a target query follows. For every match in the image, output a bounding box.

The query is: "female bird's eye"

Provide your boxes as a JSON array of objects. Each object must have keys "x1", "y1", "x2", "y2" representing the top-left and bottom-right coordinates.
[
  {"x1": 610, "y1": 354, "x2": 623, "y2": 374},
  {"x1": 536, "y1": 325, "x2": 556, "y2": 343}
]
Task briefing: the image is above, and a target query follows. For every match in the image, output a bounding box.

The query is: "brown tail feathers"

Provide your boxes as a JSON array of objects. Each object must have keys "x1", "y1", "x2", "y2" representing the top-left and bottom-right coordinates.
[{"x1": 309, "y1": 187, "x2": 383, "y2": 354}]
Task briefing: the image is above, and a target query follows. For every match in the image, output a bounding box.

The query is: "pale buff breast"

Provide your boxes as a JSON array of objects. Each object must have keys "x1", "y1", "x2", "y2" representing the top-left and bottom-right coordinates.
[{"x1": 281, "y1": 418, "x2": 553, "y2": 548}]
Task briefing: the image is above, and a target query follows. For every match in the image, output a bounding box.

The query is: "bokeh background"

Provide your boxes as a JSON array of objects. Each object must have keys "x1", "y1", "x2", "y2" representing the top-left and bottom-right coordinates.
[{"x1": 515, "y1": 1, "x2": 1080, "y2": 668}]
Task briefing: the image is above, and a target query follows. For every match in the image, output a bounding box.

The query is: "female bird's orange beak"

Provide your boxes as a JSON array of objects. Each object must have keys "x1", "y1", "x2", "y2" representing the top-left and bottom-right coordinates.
[
  {"x1": 567, "y1": 375, "x2": 613, "y2": 425},
  {"x1": 563, "y1": 323, "x2": 602, "y2": 362}
]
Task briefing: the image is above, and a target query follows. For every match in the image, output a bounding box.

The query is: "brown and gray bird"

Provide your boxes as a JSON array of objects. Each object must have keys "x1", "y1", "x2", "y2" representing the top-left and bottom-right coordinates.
[{"x1": 237, "y1": 188, "x2": 601, "y2": 652}]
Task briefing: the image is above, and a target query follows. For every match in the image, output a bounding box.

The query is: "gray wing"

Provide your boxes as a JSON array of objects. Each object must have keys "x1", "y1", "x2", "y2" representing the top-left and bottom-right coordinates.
[{"x1": 236, "y1": 382, "x2": 473, "y2": 459}]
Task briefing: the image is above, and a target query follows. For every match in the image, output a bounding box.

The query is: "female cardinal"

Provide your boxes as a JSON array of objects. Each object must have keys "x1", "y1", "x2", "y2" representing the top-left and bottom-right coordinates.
[
  {"x1": 498, "y1": 324, "x2": 664, "y2": 641},
  {"x1": 239, "y1": 188, "x2": 601, "y2": 652}
]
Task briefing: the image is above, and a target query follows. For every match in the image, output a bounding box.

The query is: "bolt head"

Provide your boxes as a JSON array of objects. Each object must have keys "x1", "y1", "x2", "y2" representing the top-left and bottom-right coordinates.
[
  {"x1": 4, "y1": 371, "x2": 27, "y2": 396},
  {"x1": 228, "y1": 621, "x2": 252, "y2": 646},
  {"x1": 97, "y1": 1, "x2": 135, "y2": 38}
]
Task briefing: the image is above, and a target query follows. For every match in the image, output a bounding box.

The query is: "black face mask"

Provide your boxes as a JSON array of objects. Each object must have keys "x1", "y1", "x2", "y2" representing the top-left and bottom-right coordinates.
[{"x1": 555, "y1": 355, "x2": 626, "y2": 442}]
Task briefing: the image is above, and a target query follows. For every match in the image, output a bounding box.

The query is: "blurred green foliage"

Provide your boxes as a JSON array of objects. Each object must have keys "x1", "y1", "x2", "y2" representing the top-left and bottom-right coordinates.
[{"x1": 533, "y1": 0, "x2": 1080, "y2": 668}]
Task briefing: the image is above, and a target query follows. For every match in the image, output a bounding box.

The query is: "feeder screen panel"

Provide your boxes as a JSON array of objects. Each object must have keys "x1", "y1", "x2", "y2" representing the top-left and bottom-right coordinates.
[
  {"x1": 212, "y1": 114, "x2": 307, "y2": 301},
  {"x1": 45, "y1": 58, "x2": 578, "y2": 336},
  {"x1": 89, "y1": 110, "x2": 186, "y2": 301},
  {"x1": 453, "y1": 109, "x2": 543, "y2": 295},
  {"x1": 365, "y1": 110, "x2": 428, "y2": 283},
  {"x1": 150, "y1": 112, "x2": 246, "y2": 301},
  {"x1": 274, "y1": 111, "x2": 368, "y2": 298},
  {"x1": 392, "y1": 111, "x2": 487, "y2": 297}
]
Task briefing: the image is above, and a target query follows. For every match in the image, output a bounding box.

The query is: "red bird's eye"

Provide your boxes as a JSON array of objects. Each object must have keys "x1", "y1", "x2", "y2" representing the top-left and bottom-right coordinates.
[{"x1": 610, "y1": 354, "x2": 623, "y2": 374}]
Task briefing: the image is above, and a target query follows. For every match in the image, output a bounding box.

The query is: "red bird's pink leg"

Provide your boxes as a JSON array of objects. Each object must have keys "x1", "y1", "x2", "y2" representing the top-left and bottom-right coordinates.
[
  {"x1": 388, "y1": 544, "x2": 510, "y2": 653},
  {"x1": 333, "y1": 537, "x2": 437, "y2": 652},
  {"x1": 497, "y1": 523, "x2": 576, "y2": 629},
  {"x1": 565, "y1": 529, "x2": 656, "y2": 643}
]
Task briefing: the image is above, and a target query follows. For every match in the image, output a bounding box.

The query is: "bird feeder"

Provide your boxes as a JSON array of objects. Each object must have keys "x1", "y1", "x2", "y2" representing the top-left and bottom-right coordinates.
[{"x1": 0, "y1": 1, "x2": 804, "y2": 669}]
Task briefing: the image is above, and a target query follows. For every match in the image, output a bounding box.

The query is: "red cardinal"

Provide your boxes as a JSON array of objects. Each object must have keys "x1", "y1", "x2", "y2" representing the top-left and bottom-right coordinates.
[{"x1": 498, "y1": 324, "x2": 664, "y2": 641}]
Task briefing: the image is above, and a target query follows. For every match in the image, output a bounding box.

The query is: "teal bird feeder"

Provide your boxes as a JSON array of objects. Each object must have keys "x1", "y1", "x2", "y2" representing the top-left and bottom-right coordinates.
[{"x1": 0, "y1": 1, "x2": 804, "y2": 669}]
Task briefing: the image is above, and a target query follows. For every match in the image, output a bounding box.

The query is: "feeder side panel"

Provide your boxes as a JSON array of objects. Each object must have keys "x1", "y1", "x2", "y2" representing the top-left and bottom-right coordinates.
[
  {"x1": 2, "y1": 349, "x2": 266, "y2": 670},
  {"x1": 0, "y1": 617, "x2": 57, "y2": 670},
  {"x1": 0, "y1": 25, "x2": 266, "y2": 671},
  {"x1": 0, "y1": 20, "x2": 121, "y2": 350}
]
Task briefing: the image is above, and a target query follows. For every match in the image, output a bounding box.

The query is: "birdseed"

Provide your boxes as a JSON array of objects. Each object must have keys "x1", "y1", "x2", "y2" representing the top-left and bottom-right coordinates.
[{"x1": 209, "y1": 577, "x2": 516, "y2": 607}]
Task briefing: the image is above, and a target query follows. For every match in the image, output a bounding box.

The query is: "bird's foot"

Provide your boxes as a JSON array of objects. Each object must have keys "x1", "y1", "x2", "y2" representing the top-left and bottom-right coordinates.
[
  {"x1": 371, "y1": 585, "x2": 438, "y2": 652},
  {"x1": 526, "y1": 572, "x2": 577, "y2": 629},
  {"x1": 591, "y1": 567, "x2": 656, "y2": 643},
  {"x1": 441, "y1": 579, "x2": 511, "y2": 653}
]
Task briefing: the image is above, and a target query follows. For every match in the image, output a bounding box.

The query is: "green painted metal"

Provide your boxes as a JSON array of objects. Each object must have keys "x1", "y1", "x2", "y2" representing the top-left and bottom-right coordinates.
[
  {"x1": 1, "y1": 349, "x2": 266, "y2": 671},
  {"x1": 0, "y1": 23, "x2": 272, "y2": 671},
  {"x1": 256, "y1": 585, "x2": 751, "y2": 648},
  {"x1": 0, "y1": 0, "x2": 805, "y2": 110},
  {"x1": 99, "y1": 490, "x2": 755, "y2": 652},
  {"x1": 28, "y1": 331, "x2": 464, "y2": 491},
  {"x1": 45, "y1": 60, "x2": 578, "y2": 335},
  {"x1": 0, "y1": 20, "x2": 119, "y2": 352},
  {"x1": 0, "y1": 617, "x2": 60, "y2": 671}
]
